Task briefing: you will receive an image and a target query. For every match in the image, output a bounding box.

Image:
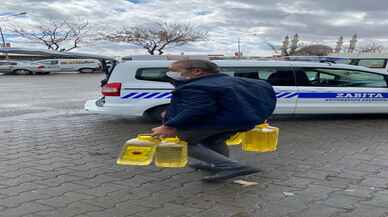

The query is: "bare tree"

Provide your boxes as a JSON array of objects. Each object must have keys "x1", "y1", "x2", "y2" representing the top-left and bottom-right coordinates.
[
  {"x1": 358, "y1": 41, "x2": 384, "y2": 53},
  {"x1": 263, "y1": 40, "x2": 279, "y2": 54},
  {"x1": 12, "y1": 20, "x2": 89, "y2": 51},
  {"x1": 101, "y1": 22, "x2": 208, "y2": 55}
]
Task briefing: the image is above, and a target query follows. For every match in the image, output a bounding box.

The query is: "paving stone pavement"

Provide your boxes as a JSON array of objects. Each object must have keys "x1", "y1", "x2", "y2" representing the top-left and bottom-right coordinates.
[{"x1": 1, "y1": 74, "x2": 388, "y2": 217}]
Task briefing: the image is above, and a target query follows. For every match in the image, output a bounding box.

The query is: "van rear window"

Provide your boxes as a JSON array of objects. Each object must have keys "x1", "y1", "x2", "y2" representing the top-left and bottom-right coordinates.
[{"x1": 135, "y1": 68, "x2": 170, "y2": 82}]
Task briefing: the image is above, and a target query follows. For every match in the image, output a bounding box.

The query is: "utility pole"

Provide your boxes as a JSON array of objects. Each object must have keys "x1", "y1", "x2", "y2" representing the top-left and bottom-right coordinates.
[
  {"x1": 236, "y1": 33, "x2": 259, "y2": 58},
  {"x1": 0, "y1": 26, "x2": 5, "y2": 48},
  {"x1": 237, "y1": 37, "x2": 241, "y2": 59}
]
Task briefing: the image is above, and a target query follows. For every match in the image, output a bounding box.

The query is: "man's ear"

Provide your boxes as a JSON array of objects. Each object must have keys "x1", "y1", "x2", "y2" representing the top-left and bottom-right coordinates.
[{"x1": 191, "y1": 68, "x2": 204, "y2": 76}]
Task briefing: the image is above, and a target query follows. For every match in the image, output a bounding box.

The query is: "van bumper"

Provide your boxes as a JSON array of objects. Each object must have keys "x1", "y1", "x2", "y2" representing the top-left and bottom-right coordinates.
[{"x1": 84, "y1": 98, "x2": 144, "y2": 116}]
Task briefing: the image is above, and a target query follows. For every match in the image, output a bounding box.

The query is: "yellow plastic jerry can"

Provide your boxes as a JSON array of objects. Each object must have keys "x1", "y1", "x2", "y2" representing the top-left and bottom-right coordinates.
[
  {"x1": 155, "y1": 137, "x2": 188, "y2": 168},
  {"x1": 226, "y1": 132, "x2": 245, "y2": 146},
  {"x1": 116, "y1": 134, "x2": 160, "y2": 166},
  {"x1": 242, "y1": 123, "x2": 279, "y2": 152}
]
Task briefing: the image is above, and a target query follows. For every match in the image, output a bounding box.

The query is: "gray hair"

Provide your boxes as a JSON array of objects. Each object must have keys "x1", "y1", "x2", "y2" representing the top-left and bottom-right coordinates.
[{"x1": 172, "y1": 59, "x2": 220, "y2": 73}]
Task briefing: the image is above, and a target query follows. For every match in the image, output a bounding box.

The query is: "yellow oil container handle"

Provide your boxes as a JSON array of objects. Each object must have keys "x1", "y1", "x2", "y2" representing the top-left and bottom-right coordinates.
[
  {"x1": 137, "y1": 134, "x2": 161, "y2": 143},
  {"x1": 256, "y1": 123, "x2": 269, "y2": 128},
  {"x1": 161, "y1": 137, "x2": 188, "y2": 145},
  {"x1": 161, "y1": 137, "x2": 180, "y2": 143}
]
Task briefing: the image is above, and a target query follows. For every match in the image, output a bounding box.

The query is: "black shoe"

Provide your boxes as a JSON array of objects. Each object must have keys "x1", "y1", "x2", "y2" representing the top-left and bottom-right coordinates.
[
  {"x1": 202, "y1": 166, "x2": 261, "y2": 183},
  {"x1": 189, "y1": 162, "x2": 221, "y2": 172}
]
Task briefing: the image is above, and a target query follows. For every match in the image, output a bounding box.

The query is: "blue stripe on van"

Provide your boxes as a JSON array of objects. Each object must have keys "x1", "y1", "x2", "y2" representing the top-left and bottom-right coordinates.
[
  {"x1": 155, "y1": 92, "x2": 171, "y2": 99},
  {"x1": 298, "y1": 92, "x2": 388, "y2": 99},
  {"x1": 276, "y1": 92, "x2": 297, "y2": 98},
  {"x1": 120, "y1": 92, "x2": 171, "y2": 99},
  {"x1": 144, "y1": 92, "x2": 161, "y2": 98},
  {"x1": 132, "y1": 92, "x2": 149, "y2": 99},
  {"x1": 121, "y1": 91, "x2": 388, "y2": 100},
  {"x1": 285, "y1": 93, "x2": 299, "y2": 98},
  {"x1": 121, "y1": 92, "x2": 138, "y2": 99}
]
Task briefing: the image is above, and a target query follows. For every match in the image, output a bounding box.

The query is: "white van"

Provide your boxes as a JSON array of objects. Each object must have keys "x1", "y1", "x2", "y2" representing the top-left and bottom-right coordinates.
[
  {"x1": 33, "y1": 59, "x2": 102, "y2": 74},
  {"x1": 85, "y1": 60, "x2": 388, "y2": 121}
]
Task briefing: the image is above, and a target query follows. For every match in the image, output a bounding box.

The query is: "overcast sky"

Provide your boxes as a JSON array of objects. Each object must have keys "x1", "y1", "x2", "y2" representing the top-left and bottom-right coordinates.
[{"x1": 1, "y1": 0, "x2": 388, "y2": 57}]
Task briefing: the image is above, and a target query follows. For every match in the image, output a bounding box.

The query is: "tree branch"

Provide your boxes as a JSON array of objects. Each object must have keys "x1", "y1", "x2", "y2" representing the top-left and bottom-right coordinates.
[
  {"x1": 11, "y1": 19, "x2": 89, "y2": 51},
  {"x1": 100, "y1": 22, "x2": 207, "y2": 55}
]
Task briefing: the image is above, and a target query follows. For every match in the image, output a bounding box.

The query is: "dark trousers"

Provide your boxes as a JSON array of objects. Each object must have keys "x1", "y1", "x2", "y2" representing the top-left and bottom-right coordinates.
[{"x1": 177, "y1": 129, "x2": 244, "y2": 170}]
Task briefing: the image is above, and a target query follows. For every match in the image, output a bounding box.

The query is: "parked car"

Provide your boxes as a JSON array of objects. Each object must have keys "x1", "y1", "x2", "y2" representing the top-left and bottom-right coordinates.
[
  {"x1": 0, "y1": 61, "x2": 17, "y2": 74},
  {"x1": 0, "y1": 60, "x2": 51, "y2": 75},
  {"x1": 85, "y1": 60, "x2": 388, "y2": 121},
  {"x1": 33, "y1": 59, "x2": 102, "y2": 74}
]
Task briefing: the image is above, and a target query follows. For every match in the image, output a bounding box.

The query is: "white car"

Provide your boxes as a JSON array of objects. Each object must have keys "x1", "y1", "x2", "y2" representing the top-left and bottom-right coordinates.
[
  {"x1": 0, "y1": 60, "x2": 51, "y2": 75},
  {"x1": 33, "y1": 59, "x2": 102, "y2": 74},
  {"x1": 85, "y1": 60, "x2": 388, "y2": 120},
  {"x1": 0, "y1": 61, "x2": 17, "y2": 74}
]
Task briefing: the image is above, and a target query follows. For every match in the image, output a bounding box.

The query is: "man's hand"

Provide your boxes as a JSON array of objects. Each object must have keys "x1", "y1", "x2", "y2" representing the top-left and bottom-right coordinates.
[
  {"x1": 152, "y1": 125, "x2": 177, "y2": 138},
  {"x1": 161, "y1": 110, "x2": 166, "y2": 119}
]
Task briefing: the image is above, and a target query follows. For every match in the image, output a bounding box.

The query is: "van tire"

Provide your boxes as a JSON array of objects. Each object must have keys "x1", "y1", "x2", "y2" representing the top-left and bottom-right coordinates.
[
  {"x1": 79, "y1": 68, "x2": 95, "y2": 73},
  {"x1": 144, "y1": 105, "x2": 168, "y2": 123},
  {"x1": 13, "y1": 69, "x2": 33, "y2": 75}
]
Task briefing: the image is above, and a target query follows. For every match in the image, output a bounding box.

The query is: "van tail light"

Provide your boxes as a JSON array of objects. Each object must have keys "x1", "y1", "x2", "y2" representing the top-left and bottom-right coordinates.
[
  {"x1": 37, "y1": 64, "x2": 45, "y2": 69},
  {"x1": 101, "y1": 82, "x2": 121, "y2": 96}
]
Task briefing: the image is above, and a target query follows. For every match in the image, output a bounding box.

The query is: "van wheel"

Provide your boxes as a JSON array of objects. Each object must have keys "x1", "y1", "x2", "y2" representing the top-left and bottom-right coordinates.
[
  {"x1": 79, "y1": 68, "x2": 95, "y2": 73},
  {"x1": 144, "y1": 105, "x2": 168, "y2": 123},
  {"x1": 13, "y1": 69, "x2": 33, "y2": 75}
]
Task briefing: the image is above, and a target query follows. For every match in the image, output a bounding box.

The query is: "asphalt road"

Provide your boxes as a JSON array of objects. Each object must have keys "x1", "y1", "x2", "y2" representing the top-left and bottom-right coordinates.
[
  {"x1": 0, "y1": 73, "x2": 103, "y2": 118},
  {"x1": 1, "y1": 73, "x2": 388, "y2": 217}
]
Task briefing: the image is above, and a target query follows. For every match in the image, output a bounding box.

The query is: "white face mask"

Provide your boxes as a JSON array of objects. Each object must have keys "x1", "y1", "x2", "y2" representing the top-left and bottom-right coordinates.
[{"x1": 166, "y1": 71, "x2": 188, "y2": 81}]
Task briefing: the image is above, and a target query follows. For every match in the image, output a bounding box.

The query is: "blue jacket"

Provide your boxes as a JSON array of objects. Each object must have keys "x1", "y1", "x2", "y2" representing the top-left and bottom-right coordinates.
[{"x1": 164, "y1": 74, "x2": 276, "y2": 130}]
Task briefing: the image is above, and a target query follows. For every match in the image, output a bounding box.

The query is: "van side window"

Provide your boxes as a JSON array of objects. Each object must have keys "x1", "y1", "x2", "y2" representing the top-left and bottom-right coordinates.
[
  {"x1": 262, "y1": 68, "x2": 296, "y2": 86},
  {"x1": 220, "y1": 67, "x2": 295, "y2": 86},
  {"x1": 220, "y1": 67, "x2": 260, "y2": 79},
  {"x1": 135, "y1": 68, "x2": 170, "y2": 82},
  {"x1": 297, "y1": 68, "x2": 387, "y2": 87}
]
